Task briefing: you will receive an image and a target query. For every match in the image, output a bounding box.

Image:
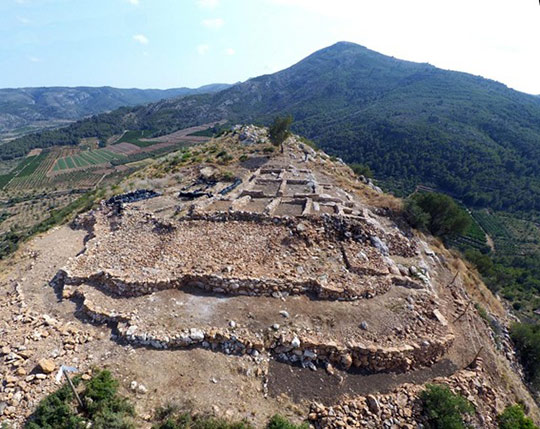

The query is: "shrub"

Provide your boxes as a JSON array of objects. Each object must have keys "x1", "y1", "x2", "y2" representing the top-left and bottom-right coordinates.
[
  {"x1": 405, "y1": 192, "x2": 471, "y2": 238},
  {"x1": 497, "y1": 405, "x2": 539, "y2": 429},
  {"x1": 349, "y1": 163, "x2": 373, "y2": 178},
  {"x1": 419, "y1": 384, "x2": 474, "y2": 429},
  {"x1": 510, "y1": 323, "x2": 540, "y2": 390},
  {"x1": 25, "y1": 382, "x2": 85, "y2": 429},
  {"x1": 404, "y1": 198, "x2": 431, "y2": 231},
  {"x1": 82, "y1": 370, "x2": 134, "y2": 422},
  {"x1": 25, "y1": 370, "x2": 134, "y2": 429}
]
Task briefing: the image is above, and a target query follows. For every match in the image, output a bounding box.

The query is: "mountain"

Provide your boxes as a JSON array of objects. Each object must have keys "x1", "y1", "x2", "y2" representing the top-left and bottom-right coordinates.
[
  {"x1": 0, "y1": 84, "x2": 231, "y2": 140},
  {"x1": 5, "y1": 41, "x2": 540, "y2": 214}
]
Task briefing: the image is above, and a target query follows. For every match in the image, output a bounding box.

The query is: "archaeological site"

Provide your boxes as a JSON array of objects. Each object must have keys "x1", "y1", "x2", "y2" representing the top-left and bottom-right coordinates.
[{"x1": 1, "y1": 126, "x2": 538, "y2": 428}]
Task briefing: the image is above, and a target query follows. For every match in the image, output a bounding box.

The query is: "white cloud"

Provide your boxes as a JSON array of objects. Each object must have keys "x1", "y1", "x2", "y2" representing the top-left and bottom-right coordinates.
[
  {"x1": 27, "y1": 56, "x2": 40, "y2": 63},
  {"x1": 133, "y1": 34, "x2": 149, "y2": 45},
  {"x1": 197, "y1": 44, "x2": 210, "y2": 55},
  {"x1": 17, "y1": 16, "x2": 31, "y2": 24},
  {"x1": 196, "y1": 0, "x2": 219, "y2": 9},
  {"x1": 224, "y1": 48, "x2": 235, "y2": 56},
  {"x1": 126, "y1": 0, "x2": 139, "y2": 4},
  {"x1": 202, "y1": 18, "x2": 224, "y2": 30}
]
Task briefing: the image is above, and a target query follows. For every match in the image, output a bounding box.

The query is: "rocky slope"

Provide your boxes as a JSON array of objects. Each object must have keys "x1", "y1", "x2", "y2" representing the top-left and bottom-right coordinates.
[{"x1": 0, "y1": 127, "x2": 537, "y2": 427}]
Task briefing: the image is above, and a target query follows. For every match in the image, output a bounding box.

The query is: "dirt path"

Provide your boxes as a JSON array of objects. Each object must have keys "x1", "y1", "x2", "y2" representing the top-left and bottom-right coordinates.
[
  {"x1": 486, "y1": 234, "x2": 495, "y2": 252},
  {"x1": 268, "y1": 359, "x2": 457, "y2": 404}
]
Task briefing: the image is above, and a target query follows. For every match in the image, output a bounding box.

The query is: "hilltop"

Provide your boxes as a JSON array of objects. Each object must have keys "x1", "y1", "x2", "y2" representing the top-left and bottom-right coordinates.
[{"x1": 0, "y1": 128, "x2": 537, "y2": 427}]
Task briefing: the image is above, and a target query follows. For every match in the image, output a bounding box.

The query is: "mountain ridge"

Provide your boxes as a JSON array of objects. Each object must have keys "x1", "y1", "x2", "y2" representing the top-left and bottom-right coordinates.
[
  {"x1": 0, "y1": 83, "x2": 231, "y2": 140},
  {"x1": 4, "y1": 41, "x2": 540, "y2": 214}
]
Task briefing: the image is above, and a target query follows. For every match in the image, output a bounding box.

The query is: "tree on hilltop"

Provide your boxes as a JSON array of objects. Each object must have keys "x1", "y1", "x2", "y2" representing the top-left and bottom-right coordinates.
[{"x1": 269, "y1": 115, "x2": 293, "y2": 151}]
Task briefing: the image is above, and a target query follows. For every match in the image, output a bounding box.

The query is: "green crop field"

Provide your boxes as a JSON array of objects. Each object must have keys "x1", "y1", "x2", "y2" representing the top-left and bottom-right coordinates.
[
  {"x1": 53, "y1": 148, "x2": 124, "y2": 172},
  {"x1": 0, "y1": 151, "x2": 50, "y2": 190}
]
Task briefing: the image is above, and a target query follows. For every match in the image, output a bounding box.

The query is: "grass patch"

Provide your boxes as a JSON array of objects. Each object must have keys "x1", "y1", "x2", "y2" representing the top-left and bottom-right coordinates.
[{"x1": 151, "y1": 409, "x2": 305, "y2": 429}]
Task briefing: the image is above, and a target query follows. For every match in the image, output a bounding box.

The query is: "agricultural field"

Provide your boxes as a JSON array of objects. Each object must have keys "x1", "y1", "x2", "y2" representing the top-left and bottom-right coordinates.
[
  {"x1": 52, "y1": 148, "x2": 122, "y2": 172},
  {"x1": 115, "y1": 130, "x2": 159, "y2": 147},
  {"x1": 0, "y1": 192, "x2": 79, "y2": 234},
  {"x1": 496, "y1": 213, "x2": 540, "y2": 256},
  {"x1": 446, "y1": 209, "x2": 489, "y2": 253},
  {"x1": 472, "y1": 209, "x2": 518, "y2": 255}
]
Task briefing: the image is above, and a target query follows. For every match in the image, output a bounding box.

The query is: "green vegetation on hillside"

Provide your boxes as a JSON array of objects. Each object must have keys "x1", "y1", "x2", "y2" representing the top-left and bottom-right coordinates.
[
  {"x1": 510, "y1": 323, "x2": 540, "y2": 392},
  {"x1": 419, "y1": 384, "x2": 474, "y2": 429},
  {"x1": 0, "y1": 189, "x2": 103, "y2": 259},
  {"x1": 25, "y1": 370, "x2": 134, "y2": 429},
  {"x1": 498, "y1": 404, "x2": 539, "y2": 429},
  {"x1": 404, "y1": 192, "x2": 471, "y2": 238},
  {"x1": 116, "y1": 130, "x2": 158, "y2": 147}
]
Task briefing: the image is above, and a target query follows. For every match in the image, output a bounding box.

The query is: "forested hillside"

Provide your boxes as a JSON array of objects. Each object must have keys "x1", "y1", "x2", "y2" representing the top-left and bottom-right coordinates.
[
  {"x1": 4, "y1": 41, "x2": 540, "y2": 215},
  {"x1": 0, "y1": 84, "x2": 230, "y2": 140}
]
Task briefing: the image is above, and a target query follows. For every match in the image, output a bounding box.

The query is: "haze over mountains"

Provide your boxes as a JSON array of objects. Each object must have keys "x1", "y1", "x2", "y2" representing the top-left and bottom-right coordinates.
[
  {"x1": 0, "y1": 84, "x2": 231, "y2": 140},
  {"x1": 5, "y1": 41, "x2": 540, "y2": 214}
]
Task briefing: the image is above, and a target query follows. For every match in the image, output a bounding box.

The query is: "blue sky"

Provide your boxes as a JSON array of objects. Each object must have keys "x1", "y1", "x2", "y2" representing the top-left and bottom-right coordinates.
[{"x1": 1, "y1": 0, "x2": 539, "y2": 94}]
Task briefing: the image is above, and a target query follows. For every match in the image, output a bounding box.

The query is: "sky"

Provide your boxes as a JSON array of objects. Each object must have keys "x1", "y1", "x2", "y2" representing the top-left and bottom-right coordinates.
[{"x1": 1, "y1": 0, "x2": 539, "y2": 94}]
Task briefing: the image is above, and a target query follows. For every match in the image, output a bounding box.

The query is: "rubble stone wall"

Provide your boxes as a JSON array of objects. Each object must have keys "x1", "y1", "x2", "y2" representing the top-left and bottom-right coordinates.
[
  {"x1": 61, "y1": 268, "x2": 394, "y2": 301},
  {"x1": 70, "y1": 286, "x2": 453, "y2": 374}
]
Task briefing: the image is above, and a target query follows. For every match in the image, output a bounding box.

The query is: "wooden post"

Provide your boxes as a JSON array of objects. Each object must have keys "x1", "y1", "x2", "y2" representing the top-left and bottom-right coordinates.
[
  {"x1": 467, "y1": 346, "x2": 484, "y2": 369},
  {"x1": 63, "y1": 369, "x2": 85, "y2": 410},
  {"x1": 448, "y1": 271, "x2": 459, "y2": 287},
  {"x1": 454, "y1": 301, "x2": 472, "y2": 322}
]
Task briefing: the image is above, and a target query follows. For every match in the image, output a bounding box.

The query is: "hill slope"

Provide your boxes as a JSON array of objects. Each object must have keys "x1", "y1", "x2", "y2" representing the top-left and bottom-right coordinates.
[
  {"x1": 5, "y1": 42, "x2": 540, "y2": 214},
  {"x1": 0, "y1": 83, "x2": 230, "y2": 140}
]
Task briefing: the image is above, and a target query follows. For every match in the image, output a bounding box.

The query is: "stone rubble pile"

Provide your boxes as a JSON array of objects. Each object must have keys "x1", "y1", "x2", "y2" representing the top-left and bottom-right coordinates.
[
  {"x1": 308, "y1": 359, "x2": 501, "y2": 428},
  {"x1": 0, "y1": 280, "x2": 95, "y2": 422},
  {"x1": 232, "y1": 124, "x2": 269, "y2": 144}
]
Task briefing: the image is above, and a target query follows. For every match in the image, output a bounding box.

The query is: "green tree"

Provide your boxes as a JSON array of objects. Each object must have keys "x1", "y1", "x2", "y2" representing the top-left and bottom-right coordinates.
[
  {"x1": 498, "y1": 405, "x2": 539, "y2": 429},
  {"x1": 269, "y1": 115, "x2": 293, "y2": 149},
  {"x1": 349, "y1": 163, "x2": 373, "y2": 178},
  {"x1": 510, "y1": 323, "x2": 540, "y2": 390},
  {"x1": 419, "y1": 384, "x2": 474, "y2": 429},
  {"x1": 404, "y1": 198, "x2": 431, "y2": 230},
  {"x1": 405, "y1": 192, "x2": 471, "y2": 238}
]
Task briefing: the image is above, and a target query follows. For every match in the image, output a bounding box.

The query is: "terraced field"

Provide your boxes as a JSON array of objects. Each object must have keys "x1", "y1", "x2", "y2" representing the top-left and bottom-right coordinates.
[{"x1": 53, "y1": 148, "x2": 122, "y2": 172}]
